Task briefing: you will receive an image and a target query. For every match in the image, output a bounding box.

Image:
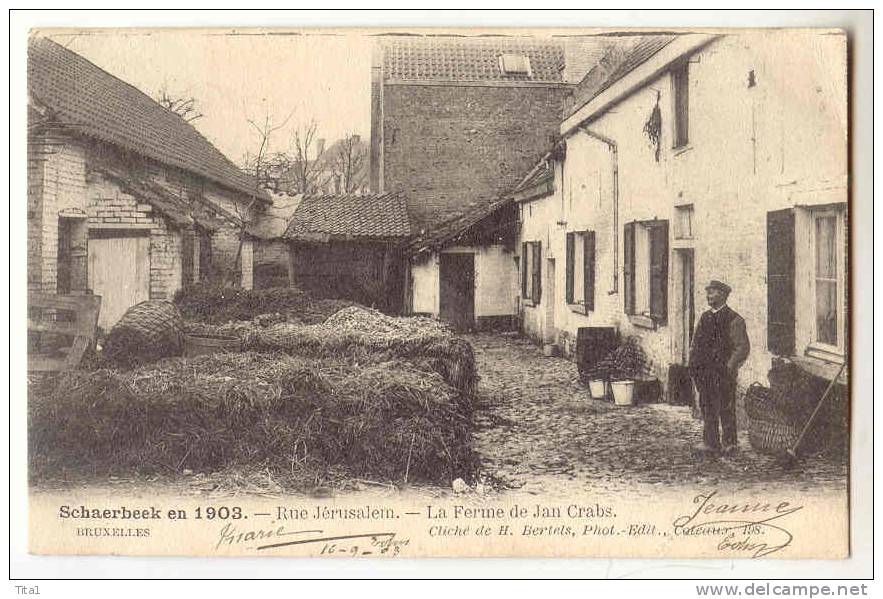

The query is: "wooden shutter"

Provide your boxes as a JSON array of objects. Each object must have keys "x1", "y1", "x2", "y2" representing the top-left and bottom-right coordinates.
[
  {"x1": 584, "y1": 231, "x2": 596, "y2": 311},
  {"x1": 673, "y1": 62, "x2": 689, "y2": 147},
  {"x1": 623, "y1": 222, "x2": 636, "y2": 314},
  {"x1": 767, "y1": 208, "x2": 796, "y2": 355},
  {"x1": 649, "y1": 221, "x2": 669, "y2": 323},
  {"x1": 565, "y1": 232, "x2": 575, "y2": 304},
  {"x1": 521, "y1": 242, "x2": 528, "y2": 299},
  {"x1": 531, "y1": 241, "x2": 542, "y2": 304}
]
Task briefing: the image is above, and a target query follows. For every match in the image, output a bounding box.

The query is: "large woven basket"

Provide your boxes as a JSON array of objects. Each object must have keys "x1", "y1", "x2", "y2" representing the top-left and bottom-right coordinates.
[
  {"x1": 103, "y1": 300, "x2": 185, "y2": 367},
  {"x1": 744, "y1": 383, "x2": 800, "y2": 453}
]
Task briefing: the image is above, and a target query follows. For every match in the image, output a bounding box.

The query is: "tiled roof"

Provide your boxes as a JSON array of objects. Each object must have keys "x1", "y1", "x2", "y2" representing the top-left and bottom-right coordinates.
[
  {"x1": 285, "y1": 193, "x2": 412, "y2": 241},
  {"x1": 409, "y1": 197, "x2": 515, "y2": 255},
  {"x1": 28, "y1": 37, "x2": 268, "y2": 202},
  {"x1": 565, "y1": 34, "x2": 677, "y2": 119},
  {"x1": 380, "y1": 35, "x2": 566, "y2": 83},
  {"x1": 96, "y1": 165, "x2": 229, "y2": 232}
]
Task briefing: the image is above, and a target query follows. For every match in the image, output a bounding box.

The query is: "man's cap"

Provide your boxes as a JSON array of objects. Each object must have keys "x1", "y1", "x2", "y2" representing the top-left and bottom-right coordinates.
[{"x1": 705, "y1": 280, "x2": 732, "y2": 295}]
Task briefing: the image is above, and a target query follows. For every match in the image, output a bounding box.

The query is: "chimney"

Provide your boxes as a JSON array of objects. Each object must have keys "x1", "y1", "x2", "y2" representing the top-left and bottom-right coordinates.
[
  {"x1": 351, "y1": 134, "x2": 361, "y2": 145},
  {"x1": 316, "y1": 138, "x2": 325, "y2": 156}
]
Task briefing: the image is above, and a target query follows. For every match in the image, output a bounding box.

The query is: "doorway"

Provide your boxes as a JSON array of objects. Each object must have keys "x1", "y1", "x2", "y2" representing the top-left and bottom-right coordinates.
[
  {"x1": 675, "y1": 248, "x2": 696, "y2": 366},
  {"x1": 439, "y1": 253, "x2": 475, "y2": 331},
  {"x1": 88, "y1": 231, "x2": 150, "y2": 330}
]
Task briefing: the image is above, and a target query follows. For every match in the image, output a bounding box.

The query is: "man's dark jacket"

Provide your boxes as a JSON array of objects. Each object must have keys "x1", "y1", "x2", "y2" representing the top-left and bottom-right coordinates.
[{"x1": 689, "y1": 305, "x2": 750, "y2": 381}]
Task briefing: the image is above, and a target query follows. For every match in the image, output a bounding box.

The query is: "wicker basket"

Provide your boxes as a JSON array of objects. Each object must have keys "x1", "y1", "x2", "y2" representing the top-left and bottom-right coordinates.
[
  {"x1": 103, "y1": 300, "x2": 185, "y2": 367},
  {"x1": 744, "y1": 382, "x2": 800, "y2": 453}
]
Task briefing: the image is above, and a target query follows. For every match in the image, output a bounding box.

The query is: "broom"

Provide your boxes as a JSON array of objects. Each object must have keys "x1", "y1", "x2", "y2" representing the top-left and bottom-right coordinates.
[{"x1": 782, "y1": 361, "x2": 846, "y2": 467}]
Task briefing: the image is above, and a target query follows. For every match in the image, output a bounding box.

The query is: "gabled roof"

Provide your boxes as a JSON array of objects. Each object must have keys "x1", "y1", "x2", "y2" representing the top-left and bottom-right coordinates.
[
  {"x1": 564, "y1": 34, "x2": 677, "y2": 120},
  {"x1": 284, "y1": 193, "x2": 412, "y2": 241},
  {"x1": 379, "y1": 35, "x2": 566, "y2": 83},
  {"x1": 28, "y1": 37, "x2": 268, "y2": 203},
  {"x1": 409, "y1": 196, "x2": 516, "y2": 256}
]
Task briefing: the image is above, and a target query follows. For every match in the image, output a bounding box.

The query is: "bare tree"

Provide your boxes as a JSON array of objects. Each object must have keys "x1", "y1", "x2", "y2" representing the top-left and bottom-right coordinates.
[
  {"x1": 330, "y1": 132, "x2": 367, "y2": 194},
  {"x1": 224, "y1": 110, "x2": 291, "y2": 285},
  {"x1": 157, "y1": 86, "x2": 203, "y2": 123},
  {"x1": 287, "y1": 119, "x2": 327, "y2": 195}
]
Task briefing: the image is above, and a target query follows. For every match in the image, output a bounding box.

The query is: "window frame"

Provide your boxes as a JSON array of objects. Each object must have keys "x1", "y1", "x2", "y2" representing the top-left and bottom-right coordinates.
[
  {"x1": 671, "y1": 61, "x2": 690, "y2": 150},
  {"x1": 623, "y1": 219, "x2": 669, "y2": 328},
  {"x1": 521, "y1": 240, "x2": 542, "y2": 306},
  {"x1": 566, "y1": 230, "x2": 596, "y2": 314},
  {"x1": 806, "y1": 208, "x2": 846, "y2": 361}
]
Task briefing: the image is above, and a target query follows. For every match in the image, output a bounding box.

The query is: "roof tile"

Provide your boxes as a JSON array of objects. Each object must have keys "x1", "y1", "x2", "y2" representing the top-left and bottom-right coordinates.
[
  {"x1": 285, "y1": 193, "x2": 412, "y2": 240},
  {"x1": 28, "y1": 38, "x2": 267, "y2": 201}
]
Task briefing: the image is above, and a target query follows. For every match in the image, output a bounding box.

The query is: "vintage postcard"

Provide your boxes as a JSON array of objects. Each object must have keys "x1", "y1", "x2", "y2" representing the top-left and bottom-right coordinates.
[{"x1": 23, "y1": 25, "x2": 852, "y2": 560}]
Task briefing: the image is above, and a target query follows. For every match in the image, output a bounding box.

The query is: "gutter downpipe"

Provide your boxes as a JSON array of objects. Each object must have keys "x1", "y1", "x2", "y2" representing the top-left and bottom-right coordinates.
[{"x1": 574, "y1": 125, "x2": 619, "y2": 295}]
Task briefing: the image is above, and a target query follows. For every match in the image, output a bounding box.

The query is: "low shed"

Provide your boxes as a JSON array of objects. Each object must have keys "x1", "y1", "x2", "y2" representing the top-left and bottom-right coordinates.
[{"x1": 283, "y1": 192, "x2": 412, "y2": 313}]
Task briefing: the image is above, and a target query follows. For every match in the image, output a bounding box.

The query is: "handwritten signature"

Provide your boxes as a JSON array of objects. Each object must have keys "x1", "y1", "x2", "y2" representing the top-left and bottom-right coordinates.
[
  {"x1": 672, "y1": 491, "x2": 803, "y2": 558},
  {"x1": 215, "y1": 523, "x2": 409, "y2": 555}
]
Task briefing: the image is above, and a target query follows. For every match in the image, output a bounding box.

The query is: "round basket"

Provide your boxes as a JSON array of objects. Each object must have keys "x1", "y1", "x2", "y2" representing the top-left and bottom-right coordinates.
[{"x1": 745, "y1": 383, "x2": 800, "y2": 453}]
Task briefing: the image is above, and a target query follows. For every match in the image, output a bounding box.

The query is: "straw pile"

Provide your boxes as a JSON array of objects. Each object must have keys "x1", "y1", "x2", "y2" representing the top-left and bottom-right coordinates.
[
  {"x1": 185, "y1": 306, "x2": 478, "y2": 407},
  {"x1": 102, "y1": 300, "x2": 185, "y2": 368},
  {"x1": 29, "y1": 352, "x2": 475, "y2": 486},
  {"x1": 174, "y1": 283, "x2": 356, "y2": 325}
]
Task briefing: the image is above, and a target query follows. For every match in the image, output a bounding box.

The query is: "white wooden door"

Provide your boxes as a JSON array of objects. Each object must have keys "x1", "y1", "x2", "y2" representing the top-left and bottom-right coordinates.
[{"x1": 88, "y1": 234, "x2": 150, "y2": 330}]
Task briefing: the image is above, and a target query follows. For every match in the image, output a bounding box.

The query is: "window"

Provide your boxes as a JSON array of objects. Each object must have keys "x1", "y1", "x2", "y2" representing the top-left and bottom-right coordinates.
[
  {"x1": 566, "y1": 231, "x2": 596, "y2": 313},
  {"x1": 672, "y1": 61, "x2": 689, "y2": 148},
  {"x1": 521, "y1": 241, "x2": 542, "y2": 304},
  {"x1": 811, "y1": 210, "x2": 845, "y2": 354},
  {"x1": 674, "y1": 204, "x2": 694, "y2": 239},
  {"x1": 766, "y1": 204, "x2": 847, "y2": 362},
  {"x1": 499, "y1": 54, "x2": 532, "y2": 76},
  {"x1": 624, "y1": 220, "x2": 669, "y2": 326}
]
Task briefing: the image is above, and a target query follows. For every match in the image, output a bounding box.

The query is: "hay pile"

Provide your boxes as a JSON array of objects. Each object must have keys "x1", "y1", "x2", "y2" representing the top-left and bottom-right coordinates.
[
  {"x1": 29, "y1": 352, "x2": 475, "y2": 486},
  {"x1": 102, "y1": 301, "x2": 185, "y2": 368},
  {"x1": 174, "y1": 283, "x2": 357, "y2": 325},
  {"x1": 185, "y1": 306, "x2": 478, "y2": 405}
]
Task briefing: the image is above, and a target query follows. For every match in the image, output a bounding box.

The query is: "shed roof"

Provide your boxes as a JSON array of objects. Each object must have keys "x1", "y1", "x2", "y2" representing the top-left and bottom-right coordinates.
[
  {"x1": 380, "y1": 35, "x2": 566, "y2": 83},
  {"x1": 284, "y1": 192, "x2": 412, "y2": 241},
  {"x1": 28, "y1": 37, "x2": 268, "y2": 202}
]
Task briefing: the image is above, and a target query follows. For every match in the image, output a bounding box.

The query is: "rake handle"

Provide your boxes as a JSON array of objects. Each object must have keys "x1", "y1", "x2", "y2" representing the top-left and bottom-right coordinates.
[{"x1": 787, "y1": 361, "x2": 846, "y2": 458}]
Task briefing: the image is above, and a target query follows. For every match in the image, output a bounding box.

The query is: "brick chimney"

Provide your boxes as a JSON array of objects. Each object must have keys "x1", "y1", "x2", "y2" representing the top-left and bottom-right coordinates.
[{"x1": 316, "y1": 138, "x2": 325, "y2": 156}]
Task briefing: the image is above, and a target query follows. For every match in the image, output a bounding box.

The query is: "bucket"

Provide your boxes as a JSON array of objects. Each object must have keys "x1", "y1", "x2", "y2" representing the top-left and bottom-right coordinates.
[
  {"x1": 588, "y1": 379, "x2": 608, "y2": 400},
  {"x1": 610, "y1": 380, "x2": 636, "y2": 406},
  {"x1": 184, "y1": 333, "x2": 242, "y2": 358}
]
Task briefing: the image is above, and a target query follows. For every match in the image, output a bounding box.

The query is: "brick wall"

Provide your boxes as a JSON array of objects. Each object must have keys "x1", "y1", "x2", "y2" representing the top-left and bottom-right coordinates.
[
  {"x1": 27, "y1": 132, "x2": 87, "y2": 293},
  {"x1": 379, "y1": 83, "x2": 569, "y2": 229}
]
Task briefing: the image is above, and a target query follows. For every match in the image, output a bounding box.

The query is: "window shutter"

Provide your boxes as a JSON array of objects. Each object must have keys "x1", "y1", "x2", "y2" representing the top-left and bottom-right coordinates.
[
  {"x1": 531, "y1": 241, "x2": 542, "y2": 304},
  {"x1": 521, "y1": 242, "x2": 528, "y2": 299},
  {"x1": 649, "y1": 221, "x2": 669, "y2": 323},
  {"x1": 565, "y1": 232, "x2": 575, "y2": 304},
  {"x1": 623, "y1": 222, "x2": 636, "y2": 314},
  {"x1": 767, "y1": 208, "x2": 796, "y2": 355},
  {"x1": 584, "y1": 230, "x2": 595, "y2": 311}
]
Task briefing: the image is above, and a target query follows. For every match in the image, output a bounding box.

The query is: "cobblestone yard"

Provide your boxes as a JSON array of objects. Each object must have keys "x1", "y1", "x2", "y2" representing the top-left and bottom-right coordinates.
[{"x1": 469, "y1": 333, "x2": 848, "y2": 498}]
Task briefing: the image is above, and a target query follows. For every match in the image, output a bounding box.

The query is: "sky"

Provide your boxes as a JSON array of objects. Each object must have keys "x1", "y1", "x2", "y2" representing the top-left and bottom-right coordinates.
[{"x1": 45, "y1": 29, "x2": 374, "y2": 165}]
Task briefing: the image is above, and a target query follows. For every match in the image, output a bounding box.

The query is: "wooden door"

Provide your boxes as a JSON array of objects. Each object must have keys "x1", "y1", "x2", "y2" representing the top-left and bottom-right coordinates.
[
  {"x1": 88, "y1": 233, "x2": 150, "y2": 330},
  {"x1": 439, "y1": 253, "x2": 475, "y2": 331}
]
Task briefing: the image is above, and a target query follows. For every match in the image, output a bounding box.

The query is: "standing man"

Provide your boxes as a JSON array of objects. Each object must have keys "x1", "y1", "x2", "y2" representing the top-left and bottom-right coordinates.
[{"x1": 689, "y1": 280, "x2": 750, "y2": 455}]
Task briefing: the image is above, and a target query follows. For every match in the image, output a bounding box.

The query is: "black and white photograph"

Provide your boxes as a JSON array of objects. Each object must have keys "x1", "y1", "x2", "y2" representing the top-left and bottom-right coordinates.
[{"x1": 14, "y1": 12, "x2": 870, "y2": 572}]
